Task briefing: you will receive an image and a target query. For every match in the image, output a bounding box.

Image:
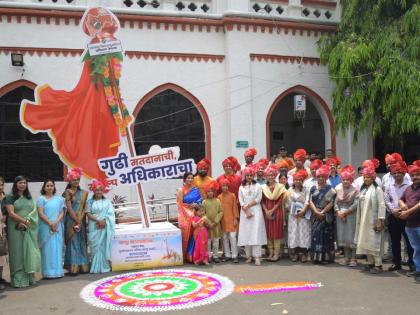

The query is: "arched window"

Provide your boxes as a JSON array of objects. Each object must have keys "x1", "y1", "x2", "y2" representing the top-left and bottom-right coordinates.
[
  {"x1": 133, "y1": 88, "x2": 207, "y2": 163},
  {"x1": 0, "y1": 85, "x2": 63, "y2": 182},
  {"x1": 268, "y1": 92, "x2": 325, "y2": 156}
]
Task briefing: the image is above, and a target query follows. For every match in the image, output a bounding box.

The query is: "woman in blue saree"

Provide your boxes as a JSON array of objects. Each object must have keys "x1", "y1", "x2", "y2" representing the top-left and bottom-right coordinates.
[
  {"x1": 308, "y1": 165, "x2": 337, "y2": 263},
  {"x1": 37, "y1": 180, "x2": 65, "y2": 278},
  {"x1": 86, "y1": 179, "x2": 115, "y2": 273},
  {"x1": 176, "y1": 172, "x2": 202, "y2": 261},
  {"x1": 63, "y1": 168, "x2": 89, "y2": 275}
]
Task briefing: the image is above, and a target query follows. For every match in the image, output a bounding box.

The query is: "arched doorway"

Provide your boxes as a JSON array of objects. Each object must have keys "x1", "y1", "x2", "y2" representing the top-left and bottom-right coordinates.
[
  {"x1": 0, "y1": 81, "x2": 63, "y2": 182},
  {"x1": 266, "y1": 85, "x2": 335, "y2": 158},
  {"x1": 132, "y1": 83, "x2": 211, "y2": 164}
]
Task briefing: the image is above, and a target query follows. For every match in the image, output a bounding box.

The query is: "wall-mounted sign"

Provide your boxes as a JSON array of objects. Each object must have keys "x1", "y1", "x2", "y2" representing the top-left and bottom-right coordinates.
[
  {"x1": 294, "y1": 95, "x2": 306, "y2": 111},
  {"x1": 236, "y1": 141, "x2": 249, "y2": 148}
]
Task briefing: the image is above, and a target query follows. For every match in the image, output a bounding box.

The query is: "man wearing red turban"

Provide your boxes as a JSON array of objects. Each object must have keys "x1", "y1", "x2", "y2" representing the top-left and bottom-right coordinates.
[
  {"x1": 255, "y1": 158, "x2": 269, "y2": 185},
  {"x1": 240, "y1": 148, "x2": 258, "y2": 180},
  {"x1": 382, "y1": 153, "x2": 411, "y2": 190},
  {"x1": 326, "y1": 156, "x2": 341, "y2": 188},
  {"x1": 384, "y1": 160, "x2": 413, "y2": 272},
  {"x1": 288, "y1": 149, "x2": 310, "y2": 180},
  {"x1": 399, "y1": 160, "x2": 420, "y2": 280},
  {"x1": 193, "y1": 158, "x2": 214, "y2": 200},
  {"x1": 217, "y1": 157, "x2": 242, "y2": 199}
]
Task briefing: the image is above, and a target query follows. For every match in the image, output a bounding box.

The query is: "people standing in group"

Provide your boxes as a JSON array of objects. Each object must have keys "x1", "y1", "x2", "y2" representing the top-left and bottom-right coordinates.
[
  {"x1": 384, "y1": 161, "x2": 414, "y2": 272},
  {"x1": 218, "y1": 178, "x2": 239, "y2": 263},
  {"x1": 4, "y1": 176, "x2": 41, "y2": 288},
  {"x1": 399, "y1": 161, "x2": 420, "y2": 281},
  {"x1": 238, "y1": 167, "x2": 267, "y2": 266},
  {"x1": 63, "y1": 168, "x2": 89, "y2": 275},
  {"x1": 286, "y1": 170, "x2": 311, "y2": 262},
  {"x1": 193, "y1": 158, "x2": 214, "y2": 200},
  {"x1": 354, "y1": 165, "x2": 386, "y2": 274},
  {"x1": 0, "y1": 177, "x2": 7, "y2": 291},
  {"x1": 308, "y1": 165, "x2": 336, "y2": 264},
  {"x1": 261, "y1": 166, "x2": 287, "y2": 261},
  {"x1": 37, "y1": 180, "x2": 65, "y2": 278},
  {"x1": 202, "y1": 181, "x2": 223, "y2": 263},
  {"x1": 326, "y1": 156, "x2": 341, "y2": 188},
  {"x1": 334, "y1": 166, "x2": 359, "y2": 267},
  {"x1": 85, "y1": 179, "x2": 115, "y2": 273},
  {"x1": 177, "y1": 172, "x2": 202, "y2": 260}
]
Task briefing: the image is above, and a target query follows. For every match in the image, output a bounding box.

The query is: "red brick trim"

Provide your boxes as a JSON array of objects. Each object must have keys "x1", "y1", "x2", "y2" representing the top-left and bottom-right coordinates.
[
  {"x1": 0, "y1": 46, "x2": 225, "y2": 62},
  {"x1": 0, "y1": 7, "x2": 337, "y2": 35},
  {"x1": 250, "y1": 53, "x2": 320, "y2": 65}
]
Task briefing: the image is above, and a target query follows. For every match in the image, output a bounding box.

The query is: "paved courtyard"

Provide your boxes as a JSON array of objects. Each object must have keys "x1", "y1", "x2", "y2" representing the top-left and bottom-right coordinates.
[{"x1": 0, "y1": 258, "x2": 419, "y2": 315}]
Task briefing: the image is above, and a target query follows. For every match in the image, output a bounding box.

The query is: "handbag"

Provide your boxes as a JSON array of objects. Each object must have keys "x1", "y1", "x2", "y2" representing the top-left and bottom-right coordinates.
[{"x1": 0, "y1": 234, "x2": 8, "y2": 256}]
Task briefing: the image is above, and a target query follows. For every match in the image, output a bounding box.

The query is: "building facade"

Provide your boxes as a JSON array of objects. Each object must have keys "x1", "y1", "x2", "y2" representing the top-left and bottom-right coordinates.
[{"x1": 0, "y1": 0, "x2": 376, "y2": 199}]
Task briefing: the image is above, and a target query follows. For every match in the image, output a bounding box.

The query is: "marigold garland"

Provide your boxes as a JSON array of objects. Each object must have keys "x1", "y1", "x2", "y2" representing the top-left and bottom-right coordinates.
[{"x1": 85, "y1": 52, "x2": 132, "y2": 136}]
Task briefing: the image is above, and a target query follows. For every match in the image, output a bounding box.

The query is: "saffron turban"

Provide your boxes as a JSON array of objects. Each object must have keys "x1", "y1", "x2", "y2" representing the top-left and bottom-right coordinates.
[
  {"x1": 339, "y1": 165, "x2": 355, "y2": 182},
  {"x1": 219, "y1": 178, "x2": 230, "y2": 187},
  {"x1": 293, "y1": 169, "x2": 308, "y2": 181},
  {"x1": 362, "y1": 158, "x2": 380, "y2": 170},
  {"x1": 265, "y1": 165, "x2": 279, "y2": 178},
  {"x1": 310, "y1": 159, "x2": 323, "y2": 170},
  {"x1": 222, "y1": 156, "x2": 241, "y2": 172},
  {"x1": 362, "y1": 167, "x2": 376, "y2": 179},
  {"x1": 408, "y1": 160, "x2": 420, "y2": 176},
  {"x1": 244, "y1": 148, "x2": 257, "y2": 157},
  {"x1": 257, "y1": 158, "x2": 269, "y2": 170},
  {"x1": 293, "y1": 148, "x2": 307, "y2": 161},
  {"x1": 203, "y1": 180, "x2": 219, "y2": 193},
  {"x1": 66, "y1": 167, "x2": 83, "y2": 182},
  {"x1": 243, "y1": 166, "x2": 256, "y2": 177},
  {"x1": 385, "y1": 153, "x2": 403, "y2": 165},
  {"x1": 197, "y1": 158, "x2": 211, "y2": 170},
  {"x1": 326, "y1": 156, "x2": 341, "y2": 167},
  {"x1": 316, "y1": 165, "x2": 331, "y2": 178},
  {"x1": 390, "y1": 161, "x2": 408, "y2": 174},
  {"x1": 277, "y1": 159, "x2": 293, "y2": 170},
  {"x1": 90, "y1": 178, "x2": 110, "y2": 193}
]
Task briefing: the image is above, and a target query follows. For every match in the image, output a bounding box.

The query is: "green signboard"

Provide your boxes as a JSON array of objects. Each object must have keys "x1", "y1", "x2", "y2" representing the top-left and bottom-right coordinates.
[{"x1": 236, "y1": 141, "x2": 249, "y2": 148}]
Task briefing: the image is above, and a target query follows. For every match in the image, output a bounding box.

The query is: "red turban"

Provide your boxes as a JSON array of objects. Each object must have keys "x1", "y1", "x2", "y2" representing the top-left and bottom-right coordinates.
[
  {"x1": 385, "y1": 153, "x2": 403, "y2": 165},
  {"x1": 316, "y1": 165, "x2": 331, "y2": 178},
  {"x1": 197, "y1": 158, "x2": 211, "y2": 170},
  {"x1": 362, "y1": 167, "x2": 376, "y2": 178},
  {"x1": 362, "y1": 159, "x2": 380, "y2": 170},
  {"x1": 277, "y1": 159, "x2": 293, "y2": 170},
  {"x1": 339, "y1": 165, "x2": 355, "y2": 182},
  {"x1": 408, "y1": 160, "x2": 420, "y2": 176},
  {"x1": 293, "y1": 169, "x2": 308, "y2": 181},
  {"x1": 257, "y1": 158, "x2": 269, "y2": 170},
  {"x1": 219, "y1": 178, "x2": 230, "y2": 187},
  {"x1": 265, "y1": 165, "x2": 278, "y2": 178},
  {"x1": 310, "y1": 159, "x2": 323, "y2": 170},
  {"x1": 203, "y1": 180, "x2": 219, "y2": 193},
  {"x1": 390, "y1": 161, "x2": 408, "y2": 174},
  {"x1": 222, "y1": 156, "x2": 241, "y2": 172},
  {"x1": 326, "y1": 156, "x2": 341, "y2": 167},
  {"x1": 243, "y1": 166, "x2": 256, "y2": 177},
  {"x1": 244, "y1": 148, "x2": 257, "y2": 157},
  {"x1": 66, "y1": 167, "x2": 83, "y2": 182},
  {"x1": 293, "y1": 148, "x2": 307, "y2": 161},
  {"x1": 89, "y1": 178, "x2": 110, "y2": 193}
]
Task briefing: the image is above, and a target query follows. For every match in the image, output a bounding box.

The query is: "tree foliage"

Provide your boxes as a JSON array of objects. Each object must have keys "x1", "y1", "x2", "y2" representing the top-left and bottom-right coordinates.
[{"x1": 317, "y1": 0, "x2": 420, "y2": 141}]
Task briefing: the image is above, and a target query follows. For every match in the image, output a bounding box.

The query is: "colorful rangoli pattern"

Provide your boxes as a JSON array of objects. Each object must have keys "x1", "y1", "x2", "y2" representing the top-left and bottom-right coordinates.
[{"x1": 80, "y1": 269, "x2": 234, "y2": 312}]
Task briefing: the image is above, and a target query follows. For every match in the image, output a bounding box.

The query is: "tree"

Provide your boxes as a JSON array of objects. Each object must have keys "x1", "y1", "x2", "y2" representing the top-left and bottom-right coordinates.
[{"x1": 317, "y1": 0, "x2": 420, "y2": 141}]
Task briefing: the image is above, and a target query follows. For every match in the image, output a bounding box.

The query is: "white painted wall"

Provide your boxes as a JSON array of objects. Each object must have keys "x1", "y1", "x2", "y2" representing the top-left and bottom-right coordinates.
[{"x1": 0, "y1": 2, "x2": 373, "y2": 203}]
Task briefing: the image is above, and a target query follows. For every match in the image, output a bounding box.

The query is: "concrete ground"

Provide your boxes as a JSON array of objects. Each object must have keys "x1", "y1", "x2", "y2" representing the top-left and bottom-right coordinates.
[{"x1": 0, "y1": 258, "x2": 419, "y2": 315}]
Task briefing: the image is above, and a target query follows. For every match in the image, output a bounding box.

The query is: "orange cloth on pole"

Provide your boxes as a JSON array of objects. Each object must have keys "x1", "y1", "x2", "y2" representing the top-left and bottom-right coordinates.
[{"x1": 21, "y1": 62, "x2": 120, "y2": 180}]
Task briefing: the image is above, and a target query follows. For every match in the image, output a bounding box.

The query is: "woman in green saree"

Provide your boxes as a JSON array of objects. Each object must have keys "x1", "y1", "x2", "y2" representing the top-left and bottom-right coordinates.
[{"x1": 4, "y1": 176, "x2": 41, "y2": 288}]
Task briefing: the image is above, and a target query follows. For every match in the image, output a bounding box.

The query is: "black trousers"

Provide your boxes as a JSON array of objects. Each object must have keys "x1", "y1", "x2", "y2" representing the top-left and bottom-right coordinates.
[{"x1": 388, "y1": 214, "x2": 414, "y2": 266}]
